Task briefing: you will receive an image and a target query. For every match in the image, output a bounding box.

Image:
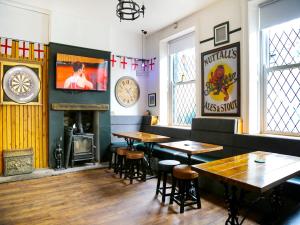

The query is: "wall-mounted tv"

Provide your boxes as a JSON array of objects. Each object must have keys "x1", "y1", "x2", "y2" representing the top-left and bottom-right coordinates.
[{"x1": 56, "y1": 53, "x2": 108, "y2": 91}]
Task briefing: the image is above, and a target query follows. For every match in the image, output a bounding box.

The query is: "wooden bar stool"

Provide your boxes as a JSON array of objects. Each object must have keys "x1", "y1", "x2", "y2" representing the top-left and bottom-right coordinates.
[
  {"x1": 116, "y1": 147, "x2": 129, "y2": 178},
  {"x1": 156, "y1": 160, "x2": 180, "y2": 203},
  {"x1": 125, "y1": 151, "x2": 146, "y2": 184},
  {"x1": 170, "y1": 164, "x2": 201, "y2": 213}
]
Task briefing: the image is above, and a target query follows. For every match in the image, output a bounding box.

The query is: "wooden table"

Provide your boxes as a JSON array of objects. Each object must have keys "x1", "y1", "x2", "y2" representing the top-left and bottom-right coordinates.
[
  {"x1": 113, "y1": 131, "x2": 170, "y2": 145},
  {"x1": 159, "y1": 140, "x2": 223, "y2": 165},
  {"x1": 112, "y1": 131, "x2": 170, "y2": 176},
  {"x1": 192, "y1": 151, "x2": 300, "y2": 225}
]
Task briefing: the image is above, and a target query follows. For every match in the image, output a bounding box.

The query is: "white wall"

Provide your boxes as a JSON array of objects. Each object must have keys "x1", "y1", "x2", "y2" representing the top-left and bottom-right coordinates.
[
  {"x1": 145, "y1": 0, "x2": 245, "y2": 127},
  {"x1": 0, "y1": 0, "x2": 147, "y2": 115},
  {"x1": 0, "y1": 2, "x2": 49, "y2": 43}
]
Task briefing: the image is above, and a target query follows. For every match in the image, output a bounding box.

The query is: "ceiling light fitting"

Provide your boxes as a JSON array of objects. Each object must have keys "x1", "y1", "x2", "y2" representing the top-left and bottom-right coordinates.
[{"x1": 116, "y1": 0, "x2": 145, "y2": 21}]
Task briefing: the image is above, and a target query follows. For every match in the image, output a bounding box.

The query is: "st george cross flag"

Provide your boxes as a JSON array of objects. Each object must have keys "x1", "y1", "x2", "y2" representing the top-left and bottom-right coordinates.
[
  {"x1": 18, "y1": 41, "x2": 30, "y2": 58},
  {"x1": 131, "y1": 58, "x2": 139, "y2": 70},
  {"x1": 34, "y1": 43, "x2": 44, "y2": 59},
  {"x1": 1, "y1": 38, "x2": 12, "y2": 56}
]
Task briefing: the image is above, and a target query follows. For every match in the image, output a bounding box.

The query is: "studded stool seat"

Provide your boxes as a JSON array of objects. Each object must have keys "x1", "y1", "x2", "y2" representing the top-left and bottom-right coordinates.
[
  {"x1": 126, "y1": 151, "x2": 144, "y2": 160},
  {"x1": 170, "y1": 164, "x2": 201, "y2": 213},
  {"x1": 173, "y1": 165, "x2": 199, "y2": 180}
]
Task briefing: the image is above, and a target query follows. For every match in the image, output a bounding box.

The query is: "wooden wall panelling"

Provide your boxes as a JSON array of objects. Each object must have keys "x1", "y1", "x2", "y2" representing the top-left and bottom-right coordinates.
[{"x1": 0, "y1": 40, "x2": 48, "y2": 174}]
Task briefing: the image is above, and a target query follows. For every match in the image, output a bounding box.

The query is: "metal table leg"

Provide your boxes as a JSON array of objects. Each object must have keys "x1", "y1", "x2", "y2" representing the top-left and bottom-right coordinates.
[
  {"x1": 125, "y1": 138, "x2": 135, "y2": 150},
  {"x1": 144, "y1": 142, "x2": 156, "y2": 179},
  {"x1": 223, "y1": 183, "x2": 245, "y2": 225}
]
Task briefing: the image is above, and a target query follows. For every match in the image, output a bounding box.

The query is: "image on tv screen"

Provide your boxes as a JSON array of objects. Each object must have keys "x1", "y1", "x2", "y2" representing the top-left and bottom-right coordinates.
[{"x1": 56, "y1": 53, "x2": 108, "y2": 91}]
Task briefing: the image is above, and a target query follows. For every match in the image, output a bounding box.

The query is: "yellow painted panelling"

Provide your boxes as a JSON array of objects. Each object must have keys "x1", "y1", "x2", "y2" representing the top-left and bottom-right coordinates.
[{"x1": 0, "y1": 40, "x2": 48, "y2": 174}]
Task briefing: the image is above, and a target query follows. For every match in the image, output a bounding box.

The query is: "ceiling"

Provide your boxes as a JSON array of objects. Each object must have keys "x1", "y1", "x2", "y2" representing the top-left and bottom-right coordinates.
[{"x1": 6, "y1": 0, "x2": 220, "y2": 34}]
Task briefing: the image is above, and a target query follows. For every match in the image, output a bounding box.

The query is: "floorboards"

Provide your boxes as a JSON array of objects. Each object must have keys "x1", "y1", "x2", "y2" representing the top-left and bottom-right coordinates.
[{"x1": 0, "y1": 169, "x2": 259, "y2": 225}]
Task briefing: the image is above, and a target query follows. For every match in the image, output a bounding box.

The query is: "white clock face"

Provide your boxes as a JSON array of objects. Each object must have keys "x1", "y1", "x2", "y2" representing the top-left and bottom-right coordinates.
[{"x1": 115, "y1": 76, "x2": 140, "y2": 107}]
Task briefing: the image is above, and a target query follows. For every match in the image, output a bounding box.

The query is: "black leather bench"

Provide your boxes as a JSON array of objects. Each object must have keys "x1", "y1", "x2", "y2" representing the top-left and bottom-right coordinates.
[
  {"x1": 111, "y1": 116, "x2": 300, "y2": 188},
  {"x1": 140, "y1": 118, "x2": 238, "y2": 164}
]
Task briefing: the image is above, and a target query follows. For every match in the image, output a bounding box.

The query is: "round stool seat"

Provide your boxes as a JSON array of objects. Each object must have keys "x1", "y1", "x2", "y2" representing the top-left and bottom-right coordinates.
[
  {"x1": 173, "y1": 164, "x2": 198, "y2": 180},
  {"x1": 126, "y1": 151, "x2": 144, "y2": 160},
  {"x1": 158, "y1": 160, "x2": 180, "y2": 172},
  {"x1": 117, "y1": 147, "x2": 128, "y2": 156}
]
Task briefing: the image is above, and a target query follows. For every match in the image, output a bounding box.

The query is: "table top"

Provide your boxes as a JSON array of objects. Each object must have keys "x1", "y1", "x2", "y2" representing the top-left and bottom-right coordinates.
[
  {"x1": 158, "y1": 140, "x2": 223, "y2": 155},
  {"x1": 192, "y1": 151, "x2": 300, "y2": 193},
  {"x1": 112, "y1": 131, "x2": 170, "y2": 143}
]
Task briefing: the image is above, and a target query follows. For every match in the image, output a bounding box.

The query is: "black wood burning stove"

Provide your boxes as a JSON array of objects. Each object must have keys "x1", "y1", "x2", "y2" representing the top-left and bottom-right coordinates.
[
  {"x1": 71, "y1": 133, "x2": 95, "y2": 167},
  {"x1": 64, "y1": 111, "x2": 96, "y2": 168}
]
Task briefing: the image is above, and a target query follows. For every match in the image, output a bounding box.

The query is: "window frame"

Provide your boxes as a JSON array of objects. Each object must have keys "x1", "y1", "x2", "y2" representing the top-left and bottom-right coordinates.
[
  {"x1": 261, "y1": 25, "x2": 300, "y2": 136},
  {"x1": 168, "y1": 42, "x2": 196, "y2": 127}
]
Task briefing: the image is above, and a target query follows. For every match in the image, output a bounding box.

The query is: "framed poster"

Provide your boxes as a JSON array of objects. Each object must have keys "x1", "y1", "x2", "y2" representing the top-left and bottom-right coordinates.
[
  {"x1": 148, "y1": 93, "x2": 156, "y2": 107},
  {"x1": 214, "y1": 21, "x2": 229, "y2": 46},
  {"x1": 201, "y1": 42, "x2": 240, "y2": 116},
  {"x1": 0, "y1": 60, "x2": 41, "y2": 105}
]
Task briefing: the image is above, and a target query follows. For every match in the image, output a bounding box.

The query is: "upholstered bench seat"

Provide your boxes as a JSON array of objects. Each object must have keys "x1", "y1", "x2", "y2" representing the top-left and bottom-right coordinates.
[{"x1": 287, "y1": 176, "x2": 300, "y2": 186}]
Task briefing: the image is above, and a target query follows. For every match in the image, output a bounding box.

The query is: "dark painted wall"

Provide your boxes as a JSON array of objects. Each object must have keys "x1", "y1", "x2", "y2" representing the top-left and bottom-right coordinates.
[{"x1": 48, "y1": 43, "x2": 111, "y2": 168}]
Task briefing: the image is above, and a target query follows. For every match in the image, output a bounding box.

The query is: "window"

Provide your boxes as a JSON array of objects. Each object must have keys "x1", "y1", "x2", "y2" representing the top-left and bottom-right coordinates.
[
  {"x1": 169, "y1": 33, "x2": 196, "y2": 126},
  {"x1": 262, "y1": 18, "x2": 300, "y2": 135}
]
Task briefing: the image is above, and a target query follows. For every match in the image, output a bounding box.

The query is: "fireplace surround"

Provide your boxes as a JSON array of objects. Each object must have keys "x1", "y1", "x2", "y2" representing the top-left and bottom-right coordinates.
[
  {"x1": 50, "y1": 103, "x2": 110, "y2": 168},
  {"x1": 48, "y1": 43, "x2": 111, "y2": 169}
]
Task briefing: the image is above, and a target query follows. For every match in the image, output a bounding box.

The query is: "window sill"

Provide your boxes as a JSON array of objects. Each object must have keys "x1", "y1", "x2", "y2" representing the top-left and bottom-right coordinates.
[
  {"x1": 152, "y1": 124, "x2": 191, "y2": 130},
  {"x1": 240, "y1": 133, "x2": 300, "y2": 141}
]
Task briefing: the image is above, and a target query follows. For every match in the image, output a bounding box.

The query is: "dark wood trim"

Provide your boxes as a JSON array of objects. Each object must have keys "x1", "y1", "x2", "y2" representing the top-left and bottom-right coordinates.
[
  {"x1": 200, "y1": 37, "x2": 214, "y2": 44},
  {"x1": 199, "y1": 27, "x2": 242, "y2": 44},
  {"x1": 229, "y1": 27, "x2": 242, "y2": 34},
  {"x1": 51, "y1": 103, "x2": 109, "y2": 111}
]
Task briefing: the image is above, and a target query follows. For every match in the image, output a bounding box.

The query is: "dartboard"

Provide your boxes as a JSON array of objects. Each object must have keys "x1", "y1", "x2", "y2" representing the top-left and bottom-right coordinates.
[{"x1": 3, "y1": 66, "x2": 40, "y2": 104}]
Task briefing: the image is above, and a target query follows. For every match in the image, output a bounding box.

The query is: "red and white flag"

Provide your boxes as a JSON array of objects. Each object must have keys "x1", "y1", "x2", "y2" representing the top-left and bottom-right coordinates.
[
  {"x1": 1, "y1": 38, "x2": 12, "y2": 56},
  {"x1": 120, "y1": 56, "x2": 127, "y2": 69},
  {"x1": 131, "y1": 58, "x2": 139, "y2": 70},
  {"x1": 149, "y1": 58, "x2": 155, "y2": 70},
  {"x1": 18, "y1": 41, "x2": 30, "y2": 58},
  {"x1": 34, "y1": 43, "x2": 44, "y2": 59},
  {"x1": 110, "y1": 54, "x2": 117, "y2": 67}
]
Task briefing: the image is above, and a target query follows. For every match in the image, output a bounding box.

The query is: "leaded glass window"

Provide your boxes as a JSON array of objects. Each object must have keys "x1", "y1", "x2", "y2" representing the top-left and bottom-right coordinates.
[
  {"x1": 263, "y1": 18, "x2": 300, "y2": 135},
  {"x1": 170, "y1": 48, "x2": 196, "y2": 126}
]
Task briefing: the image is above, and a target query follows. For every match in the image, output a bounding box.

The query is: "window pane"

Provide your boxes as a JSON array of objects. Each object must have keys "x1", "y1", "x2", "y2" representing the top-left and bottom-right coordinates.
[
  {"x1": 268, "y1": 18, "x2": 300, "y2": 67},
  {"x1": 172, "y1": 48, "x2": 196, "y2": 83},
  {"x1": 173, "y1": 82, "x2": 196, "y2": 126},
  {"x1": 265, "y1": 68, "x2": 300, "y2": 133}
]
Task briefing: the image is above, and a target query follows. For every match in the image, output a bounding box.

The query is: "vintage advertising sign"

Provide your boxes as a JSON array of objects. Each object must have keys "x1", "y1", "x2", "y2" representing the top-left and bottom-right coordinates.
[{"x1": 201, "y1": 42, "x2": 240, "y2": 116}]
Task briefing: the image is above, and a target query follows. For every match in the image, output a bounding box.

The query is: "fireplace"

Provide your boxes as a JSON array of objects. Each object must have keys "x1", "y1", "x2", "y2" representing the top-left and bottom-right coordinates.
[
  {"x1": 50, "y1": 103, "x2": 110, "y2": 169},
  {"x1": 64, "y1": 111, "x2": 96, "y2": 168}
]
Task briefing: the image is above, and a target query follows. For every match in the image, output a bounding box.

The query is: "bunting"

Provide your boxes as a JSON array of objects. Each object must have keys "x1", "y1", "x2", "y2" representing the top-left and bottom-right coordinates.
[
  {"x1": 131, "y1": 58, "x2": 138, "y2": 70},
  {"x1": 120, "y1": 56, "x2": 127, "y2": 69},
  {"x1": 111, "y1": 53, "x2": 156, "y2": 73},
  {"x1": 18, "y1": 40, "x2": 30, "y2": 58},
  {"x1": 1, "y1": 38, "x2": 12, "y2": 55},
  {"x1": 34, "y1": 43, "x2": 44, "y2": 60}
]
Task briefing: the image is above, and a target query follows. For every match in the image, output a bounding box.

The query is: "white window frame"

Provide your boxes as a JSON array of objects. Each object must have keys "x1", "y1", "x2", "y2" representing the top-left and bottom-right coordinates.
[
  {"x1": 261, "y1": 24, "x2": 300, "y2": 136},
  {"x1": 167, "y1": 34, "x2": 196, "y2": 127}
]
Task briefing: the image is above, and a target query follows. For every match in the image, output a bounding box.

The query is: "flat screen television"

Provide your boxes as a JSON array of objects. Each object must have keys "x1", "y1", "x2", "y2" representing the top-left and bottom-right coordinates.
[{"x1": 56, "y1": 53, "x2": 108, "y2": 91}]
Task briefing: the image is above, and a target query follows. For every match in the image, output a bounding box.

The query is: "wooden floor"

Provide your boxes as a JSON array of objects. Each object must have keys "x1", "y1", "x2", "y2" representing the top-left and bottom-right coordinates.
[{"x1": 0, "y1": 169, "x2": 259, "y2": 225}]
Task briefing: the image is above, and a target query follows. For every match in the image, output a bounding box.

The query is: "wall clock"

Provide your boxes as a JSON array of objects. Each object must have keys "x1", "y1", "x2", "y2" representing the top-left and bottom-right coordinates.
[{"x1": 115, "y1": 76, "x2": 140, "y2": 107}]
